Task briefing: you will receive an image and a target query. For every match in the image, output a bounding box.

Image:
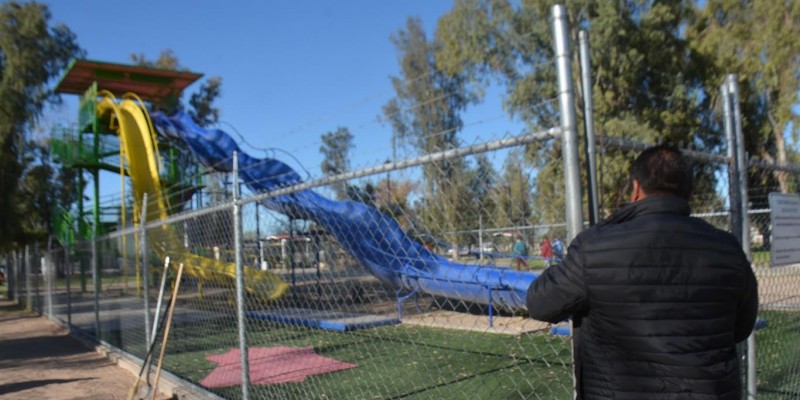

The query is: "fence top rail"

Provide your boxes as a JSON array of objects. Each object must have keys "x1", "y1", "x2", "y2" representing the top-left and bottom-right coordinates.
[
  {"x1": 96, "y1": 126, "x2": 562, "y2": 241},
  {"x1": 747, "y1": 157, "x2": 800, "y2": 173},
  {"x1": 239, "y1": 126, "x2": 561, "y2": 207},
  {"x1": 599, "y1": 136, "x2": 800, "y2": 174},
  {"x1": 598, "y1": 136, "x2": 729, "y2": 164}
]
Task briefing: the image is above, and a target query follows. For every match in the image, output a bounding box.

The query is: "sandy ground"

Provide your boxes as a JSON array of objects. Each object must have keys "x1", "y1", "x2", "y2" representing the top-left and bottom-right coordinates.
[
  {"x1": 0, "y1": 299, "x2": 158, "y2": 400},
  {"x1": 403, "y1": 310, "x2": 554, "y2": 335}
]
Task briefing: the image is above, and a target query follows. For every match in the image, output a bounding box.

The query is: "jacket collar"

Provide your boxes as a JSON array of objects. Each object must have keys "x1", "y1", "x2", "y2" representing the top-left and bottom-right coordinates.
[{"x1": 602, "y1": 195, "x2": 691, "y2": 226}]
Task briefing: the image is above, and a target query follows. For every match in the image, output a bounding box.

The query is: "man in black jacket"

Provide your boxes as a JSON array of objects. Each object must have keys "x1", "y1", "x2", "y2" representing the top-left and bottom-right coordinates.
[{"x1": 527, "y1": 145, "x2": 758, "y2": 399}]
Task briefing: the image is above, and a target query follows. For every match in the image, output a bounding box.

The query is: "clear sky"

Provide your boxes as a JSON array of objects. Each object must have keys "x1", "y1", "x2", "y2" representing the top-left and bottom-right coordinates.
[{"x1": 44, "y1": 0, "x2": 522, "y2": 204}]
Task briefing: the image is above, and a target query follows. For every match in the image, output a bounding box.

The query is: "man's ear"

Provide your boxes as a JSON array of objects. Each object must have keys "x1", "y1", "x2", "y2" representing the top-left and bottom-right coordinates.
[{"x1": 630, "y1": 179, "x2": 645, "y2": 203}]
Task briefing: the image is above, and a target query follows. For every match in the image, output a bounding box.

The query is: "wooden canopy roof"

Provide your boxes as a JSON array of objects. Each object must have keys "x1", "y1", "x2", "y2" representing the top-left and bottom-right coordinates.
[{"x1": 55, "y1": 59, "x2": 203, "y2": 101}]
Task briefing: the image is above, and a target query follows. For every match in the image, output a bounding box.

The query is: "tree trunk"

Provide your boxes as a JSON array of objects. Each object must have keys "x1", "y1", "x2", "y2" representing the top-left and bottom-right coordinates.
[{"x1": 768, "y1": 110, "x2": 790, "y2": 193}]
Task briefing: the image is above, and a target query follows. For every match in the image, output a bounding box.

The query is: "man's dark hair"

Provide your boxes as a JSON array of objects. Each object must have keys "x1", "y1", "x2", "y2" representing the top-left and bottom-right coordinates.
[{"x1": 629, "y1": 145, "x2": 693, "y2": 199}]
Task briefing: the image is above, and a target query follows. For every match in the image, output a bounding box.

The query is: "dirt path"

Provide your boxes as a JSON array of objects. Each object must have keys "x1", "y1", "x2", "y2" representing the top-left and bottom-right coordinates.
[{"x1": 0, "y1": 300, "x2": 146, "y2": 400}]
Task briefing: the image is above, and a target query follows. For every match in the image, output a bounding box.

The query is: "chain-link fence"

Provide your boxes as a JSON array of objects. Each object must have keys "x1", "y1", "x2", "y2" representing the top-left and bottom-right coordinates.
[
  {"x1": 592, "y1": 85, "x2": 800, "y2": 399},
  {"x1": 12, "y1": 47, "x2": 576, "y2": 400},
  {"x1": 8, "y1": 17, "x2": 579, "y2": 396},
  {"x1": 17, "y1": 121, "x2": 576, "y2": 400},
  {"x1": 745, "y1": 159, "x2": 800, "y2": 400},
  {"x1": 20, "y1": 131, "x2": 800, "y2": 400},
  {"x1": 5, "y1": 5, "x2": 799, "y2": 400}
]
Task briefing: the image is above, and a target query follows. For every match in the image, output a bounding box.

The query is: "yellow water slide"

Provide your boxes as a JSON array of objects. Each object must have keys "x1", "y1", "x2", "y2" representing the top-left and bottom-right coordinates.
[{"x1": 97, "y1": 95, "x2": 289, "y2": 301}]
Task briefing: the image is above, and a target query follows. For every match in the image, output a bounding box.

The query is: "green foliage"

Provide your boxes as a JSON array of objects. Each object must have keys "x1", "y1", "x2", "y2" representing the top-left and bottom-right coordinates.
[
  {"x1": 435, "y1": 0, "x2": 798, "y2": 223},
  {"x1": 689, "y1": 0, "x2": 800, "y2": 199},
  {"x1": 346, "y1": 182, "x2": 376, "y2": 207},
  {"x1": 375, "y1": 177, "x2": 418, "y2": 230},
  {"x1": 438, "y1": 0, "x2": 709, "y2": 221},
  {"x1": 14, "y1": 141, "x2": 78, "y2": 242},
  {"x1": 384, "y1": 17, "x2": 486, "y2": 245},
  {"x1": 470, "y1": 153, "x2": 498, "y2": 224},
  {"x1": 319, "y1": 127, "x2": 354, "y2": 200},
  {"x1": 491, "y1": 150, "x2": 532, "y2": 227},
  {"x1": 0, "y1": 1, "x2": 83, "y2": 249},
  {"x1": 130, "y1": 49, "x2": 183, "y2": 70},
  {"x1": 189, "y1": 76, "x2": 222, "y2": 128}
]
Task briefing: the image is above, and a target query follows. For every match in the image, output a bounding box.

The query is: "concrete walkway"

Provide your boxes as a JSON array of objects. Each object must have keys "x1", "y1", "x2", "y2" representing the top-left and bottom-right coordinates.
[{"x1": 0, "y1": 299, "x2": 161, "y2": 400}]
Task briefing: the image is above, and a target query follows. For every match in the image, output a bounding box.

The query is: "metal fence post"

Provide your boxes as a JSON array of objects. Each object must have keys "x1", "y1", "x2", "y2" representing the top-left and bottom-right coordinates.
[
  {"x1": 140, "y1": 193, "x2": 152, "y2": 348},
  {"x1": 579, "y1": 29, "x2": 600, "y2": 226},
  {"x1": 289, "y1": 218, "x2": 296, "y2": 299},
  {"x1": 8, "y1": 250, "x2": 16, "y2": 301},
  {"x1": 35, "y1": 247, "x2": 41, "y2": 311},
  {"x1": 65, "y1": 246, "x2": 72, "y2": 328},
  {"x1": 729, "y1": 75, "x2": 751, "y2": 261},
  {"x1": 25, "y1": 245, "x2": 32, "y2": 310},
  {"x1": 44, "y1": 251, "x2": 53, "y2": 319},
  {"x1": 553, "y1": 6, "x2": 582, "y2": 399},
  {"x1": 552, "y1": 4, "x2": 584, "y2": 243},
  {"x1": 232, "y1": 151, "x2": 251, "y2": 399},
  {"x1": 16, "y1": 249, "x2": 21, "y2": 303},
  {"x1": 92, "y1": 232, "x2": 100, "y2": 338},
  {"x1": 722, "y1": 80, "x2": 743, "y2": 244},
  {"x1": 16, "y1": 249, "x2": 22, "y2": 303},
  {"x1": 728, "y1": 74, "x2": 756, "y2": 400}
]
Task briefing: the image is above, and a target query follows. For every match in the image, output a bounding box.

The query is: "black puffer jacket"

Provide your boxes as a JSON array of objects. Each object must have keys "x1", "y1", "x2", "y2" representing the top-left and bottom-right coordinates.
[{"x1": 527, "y1": 195, "x2": 758, "y2": 400}]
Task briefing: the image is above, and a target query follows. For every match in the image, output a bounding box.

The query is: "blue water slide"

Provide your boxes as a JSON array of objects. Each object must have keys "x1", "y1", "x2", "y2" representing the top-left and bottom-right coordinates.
[{"x1": 152, "y1": 112, "x2": 538, "y2": 311}]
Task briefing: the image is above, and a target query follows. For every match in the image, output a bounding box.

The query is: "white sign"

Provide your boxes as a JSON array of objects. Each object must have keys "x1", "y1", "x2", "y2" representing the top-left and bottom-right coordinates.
[{"x1": 769, "y1": 193, "x2": 800, "y2": 267}]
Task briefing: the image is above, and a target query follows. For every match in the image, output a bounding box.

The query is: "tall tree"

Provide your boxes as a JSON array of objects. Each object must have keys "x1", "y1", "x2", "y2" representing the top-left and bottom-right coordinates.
[
  {"x1": 0, "y1": 2, "x2": 83, "y2": 249},
  {"x1": 383, "y1": 17, "x2": 478, "y2": 245},
  {"x1": 14, "y1": 140, "x2": 78, "y2": 242},
  {"x1": 689, "y1": 0, "x2": 800, "y2": 245},
  {"x1": 319, "y1": 127, "x2": 354, "y2": 200},
  {"x1": 435, "y1": 1, "x2": 737, "y2": 222},
  {"x1": 189, "y1": 76, "x2": 222, "y2": 127},
  {"x1": 470, "y1": 153, "x2": 498, "y2": 227},
  {"x1": 491, "y1": 150, "x2": 532, "y2": 228},
  {"x1": 689, "y1": 0, "x2": 800, "y2": 194},
  {"x1": 375, "y1": 177, "x2": 418, "y2": 230}
]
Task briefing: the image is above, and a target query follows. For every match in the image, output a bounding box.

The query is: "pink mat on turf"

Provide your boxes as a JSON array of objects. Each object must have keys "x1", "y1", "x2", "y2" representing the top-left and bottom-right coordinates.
[{"x1": 200, "y1": 346, "x2": 358, "y2": 388}]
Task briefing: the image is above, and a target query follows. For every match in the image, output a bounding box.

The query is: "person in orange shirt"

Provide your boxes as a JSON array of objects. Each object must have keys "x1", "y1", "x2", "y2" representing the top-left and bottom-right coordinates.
[{"x1": 540, "y1": 237, "x2": 553, "y2": 262}]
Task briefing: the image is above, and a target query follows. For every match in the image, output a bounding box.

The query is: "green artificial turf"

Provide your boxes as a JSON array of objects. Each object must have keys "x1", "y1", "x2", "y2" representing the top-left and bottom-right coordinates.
[
  {"x1": 754, "y1": 310, "x2": 800, "y2": 399},
  {"x1": 158, "y1": 318, "x2": 573, "y2": 400}
]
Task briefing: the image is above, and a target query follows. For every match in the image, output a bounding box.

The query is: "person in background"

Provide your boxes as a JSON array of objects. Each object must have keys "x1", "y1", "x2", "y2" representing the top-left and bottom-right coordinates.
[
  {"x1": 539, "y1": 237, "x2": 553, "y2": 266},
  {"x1": 526, "y1": 145, "x2": 757, "y2": 399},
  {"x1": 512, "y1": 233, "x2": 528, "y2": 271},
  {"x1": 551, "y1": 237, "x2": 564, "y2": 262}
]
